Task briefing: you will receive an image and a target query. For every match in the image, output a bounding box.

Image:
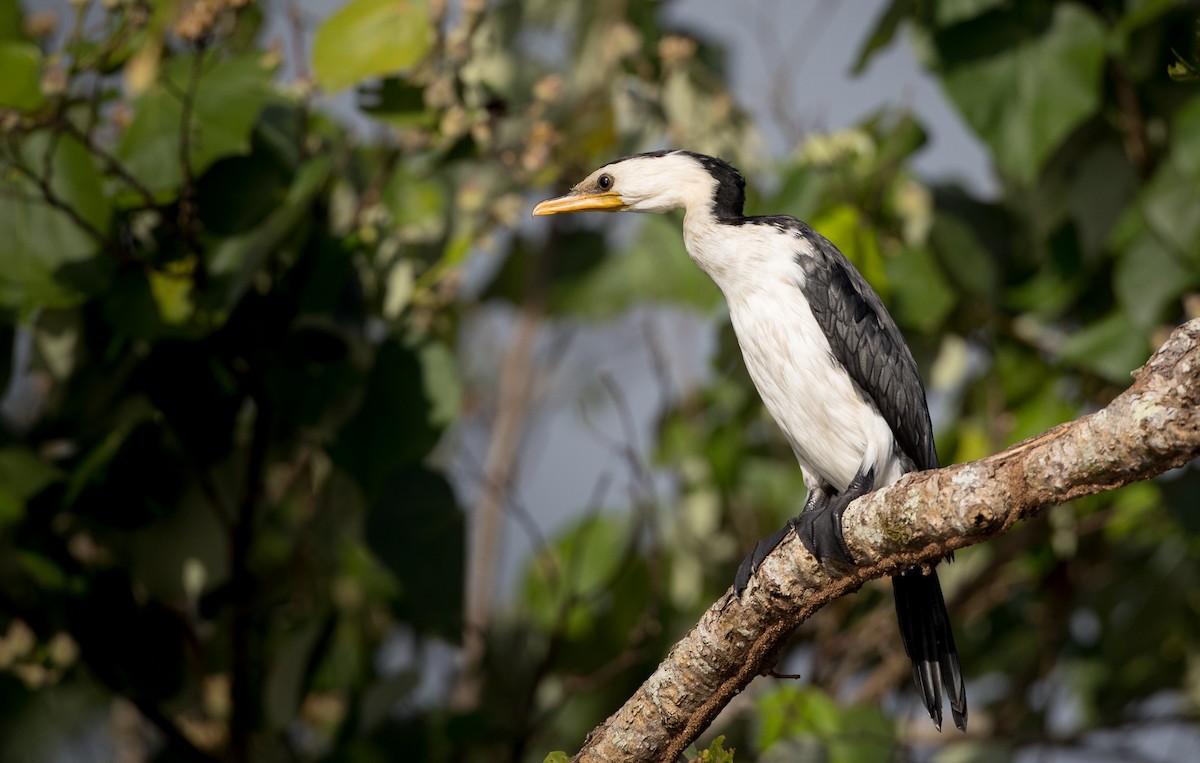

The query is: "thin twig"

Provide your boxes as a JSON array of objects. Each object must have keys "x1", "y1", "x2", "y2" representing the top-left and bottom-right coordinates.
[
  {"x1": 175, "y1": 45, "x2": 209, "y2": 255},
  {"x1": 452, "y1": 225, "x2": 559, "y2": 711},
  {"x1": 59, "y1": 118, "x2": 160, "y2": 208},
  {"x1": 452, "y1": 436, "x2": 557, "y2": 586},
  {"x1": 228, "y1": 391, "x2": 272, "y2": 763},
  {"x1": 4, "y1": 157, "x2": 127, "y2": 262},
  {"x1": 1110, "y1": 61, "x2": 1153, "y2": 179}
]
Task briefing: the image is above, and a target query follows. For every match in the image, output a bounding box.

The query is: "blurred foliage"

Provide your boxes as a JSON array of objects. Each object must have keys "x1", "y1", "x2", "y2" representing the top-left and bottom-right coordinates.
[
  {"x1": 688, "y1": 735, "x2": 736, "y2": 763},
  {"x1": 0, "y1": 0, "x2": 1197, "y2": 762}
]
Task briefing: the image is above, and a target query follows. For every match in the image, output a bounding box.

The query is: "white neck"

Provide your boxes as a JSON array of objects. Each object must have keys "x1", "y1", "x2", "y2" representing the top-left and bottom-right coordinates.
[{"x1": 683, "y1": 209, "x2": 798, "y2": 300}]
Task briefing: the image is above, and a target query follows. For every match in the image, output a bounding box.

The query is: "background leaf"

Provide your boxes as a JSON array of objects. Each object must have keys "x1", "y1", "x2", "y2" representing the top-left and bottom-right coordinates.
[
  {"x1": 366, "y1": 466, "x2": 465, "y2": 642},
  {"x1": 117, "y1": 53, "x2": 278, "y2": 194},
  {"x1": 312, "y1": 0, "x2": 434, "y2": 92},
  {"x1": 936, "y1": 3, "x2": 1106, "y2": 184},
  {"x1": 0, "y1": 133, "x2": 110, "y2": 312},
  {"x1": 0, "y1": 41, "x2": 43, "y2": 110}
]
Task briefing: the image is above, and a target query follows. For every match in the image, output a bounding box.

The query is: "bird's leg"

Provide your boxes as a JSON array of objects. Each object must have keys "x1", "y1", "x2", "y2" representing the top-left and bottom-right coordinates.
[
  {"x1": 733, "y1": 486, "x2": 831, "y2": 595},
  {"x1": 791, "y1": 467, "x2": 876, "y2": 565}
]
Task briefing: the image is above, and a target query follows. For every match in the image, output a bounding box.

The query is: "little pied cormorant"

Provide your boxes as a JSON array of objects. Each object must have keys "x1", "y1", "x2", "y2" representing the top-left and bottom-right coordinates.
[{"x1": 532, "y1": 149, "x2": 967, "y2": 732}]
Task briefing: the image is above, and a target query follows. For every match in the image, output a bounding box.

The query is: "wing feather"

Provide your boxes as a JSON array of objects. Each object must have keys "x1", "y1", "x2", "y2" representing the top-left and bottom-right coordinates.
[{"x1": 762, "y1": 217, "x2": 938, "y2": 472}]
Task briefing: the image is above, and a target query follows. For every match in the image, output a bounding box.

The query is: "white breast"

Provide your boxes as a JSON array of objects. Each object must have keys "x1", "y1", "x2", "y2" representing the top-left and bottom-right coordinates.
[{"x1": 683, "y1": 217, "x2": 904, "y2": 493}]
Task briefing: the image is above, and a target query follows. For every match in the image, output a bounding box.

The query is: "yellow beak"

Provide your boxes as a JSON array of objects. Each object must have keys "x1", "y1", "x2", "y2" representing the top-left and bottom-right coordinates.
[{"x1": 532, "y1": 191, "x2": 626, "y2": 216}]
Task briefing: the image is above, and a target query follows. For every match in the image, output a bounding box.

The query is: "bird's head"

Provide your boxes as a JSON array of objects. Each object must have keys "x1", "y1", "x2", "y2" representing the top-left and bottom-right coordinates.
[{"x1": 532, "y1": 150, "x2": 745, "y2": 220}]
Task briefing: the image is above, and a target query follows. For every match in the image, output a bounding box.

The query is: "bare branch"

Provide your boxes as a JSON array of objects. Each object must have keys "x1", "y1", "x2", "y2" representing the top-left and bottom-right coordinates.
[
  {"x1": 59, "y1": 118, "x2": 160, "y2": 209},
  {"x1": 573, "y1": 318, "x2": 1200, "y2": 763},
  {"x1": 168, "y1": 45, "x2": 211, "y2": 257}
]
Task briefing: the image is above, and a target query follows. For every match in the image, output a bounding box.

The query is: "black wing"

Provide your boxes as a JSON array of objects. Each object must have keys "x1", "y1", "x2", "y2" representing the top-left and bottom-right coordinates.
[{"x1": 763, "y1": 216, "x2": 938, "y2": 472}]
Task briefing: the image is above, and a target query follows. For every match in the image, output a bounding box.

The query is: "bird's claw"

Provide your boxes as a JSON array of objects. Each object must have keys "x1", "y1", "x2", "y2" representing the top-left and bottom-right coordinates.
[
  {"x1": 733, "y1": 526, "x2": 790, "y2": 596},
  {"x1": 734, "y1": 470, "x2": 873, "y2": 595},
  {"x1": 790, "y1": 493, "x2": 854, "y2": 565},
  {"x1": 792, "y1": 468, "x2": 873, "y2": 565},
  {"x1": 732, "y1": 504, "x2": 852, "y2": 598}
]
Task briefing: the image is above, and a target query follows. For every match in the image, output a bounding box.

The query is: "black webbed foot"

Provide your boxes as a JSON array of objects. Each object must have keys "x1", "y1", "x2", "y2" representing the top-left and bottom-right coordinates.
[
  {"x1": 733, "y1": 526, "x2": 791, "y2": 596},
  {"x1": 791, "y1": 468, "x2": 875, "y2": 565},
  {"x1": 790, "y1": 494, "x2": 854, "y2": 564},
  {"x1": 733, "y1": 487, "x2": 832, "y2": 596}
]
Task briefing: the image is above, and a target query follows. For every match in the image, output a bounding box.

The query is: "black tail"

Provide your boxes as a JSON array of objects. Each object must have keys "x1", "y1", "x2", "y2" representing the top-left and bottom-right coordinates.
[{"x1": 892, "y1": 566, "x2": 967, "y2": 731}]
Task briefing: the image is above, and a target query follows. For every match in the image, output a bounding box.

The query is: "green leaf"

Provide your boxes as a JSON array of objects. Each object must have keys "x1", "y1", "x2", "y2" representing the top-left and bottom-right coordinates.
[
  {"x1": 928, "y1": 212, "x2": 998, "y2": 302},
  {"x1": 1171, "y1": 99, "x2": 1200, "y2": 178},
  {"x1": 689, "y1": 735, "x2": 736, "y2": 763},
  {"x1": 366, "y1": 466, "x2": 464, "y2": 641},
  {"x1": 1137, "y1": 161, "x2": 1200, "y2": 267},
  {"x1": 17, "y1": 551, "x2": 69, "y2": 589},
  {"x1": 1065, "y1": 142, "x2": 1138, "y2": 261},
  {"x1": 1006, "y1": 381, "x2": 1078, "y2": 446},
  {"x1": 0, "y1": 487, "x2": 22, "y2": 529},
  {"x1": 0, "y1": 132, "x2": 111, "y2": 313},
  {"x1": 263, "y1": 321, "x2": 359, "y2": 433},
  {"x1": 1168, "y1": 53, "x2": 1200, "y2": 83},
  {"x1": 935, "y1": 0, "x2": 1005, "y2": 26},
  {"x1": 886, "y1": 245, "x2": 957, "y2": 332},
  {"x1": 117, "y1": 53, "x2": 278, "y2": 194},
  {"x1": 1111, "y1": 99, "x2": 1200, "y2": 271},
  {"x1": 329, "y1": 338, "x2": 442, "y2": 499},
  {"x1": 207, "y1": 155, "x2": 332, "y2": 316},
  {"x1": 264, "y1": 623, "x2": 325, "y2": 729},
  {"x1": 147, "y1": 258, "x2": 198, "y2": 325},
  {"x1": 1113, "y1": 234, "x2": 1195, "y2": 330},
  {"x1": 1103, "y1": 481, "x2": 1161, "y2": 543},
  {"x1": 811, "y1": 205, "x2": 887, "y2": 295},
  {"x1": 756, "y1": 685, "x2": 894, "y2": 763},
  {"x1": 359, "y1": 77, "x2": 436, "y2": 127},
  {"x1": 937, "y1": 3, "x2": 1106, "y2": 185},
  {"x1": 543, "y1": 753, "x2": 572, "y2": 763},
  {"x1": 0, "y1": 0, "x2": 21, "y2": 41},
  {"x1": 851, "y1": 0, "x2": 908, "y2": 74},
  {"x1": 1059, "y1": 312, "x2": 1152, "y2": 384},
  {"x1": 381, "y1": 161, "x2": 448, "y2": 243},
  {"x1": 871, "y1": 111, "x2": 929, "y2": 170},
  {"x1": 417, "y1": 341, "x2": 460, "y2": 427},
  {"x1": 1114, "y1": 0, "x2": 1186, "y2": 45},
  {"x1": 196, "y1": 151, "x2": 292, "y2": 236},
  {"x1": 0, "y1": 41, "x2": 43, "y2": 110},
  {"x1": 0, "y1": 446, "x2": 60, "y2": 502},
  {"x1": 1107, "y1": 100, "x2": 1200, "y2": 328},
  {"x1": 312, "y1": 0, "x2": 433, "y2": 93},
  {"x1": 522, "y1": 515, "x2": 634, "y2": 638}
]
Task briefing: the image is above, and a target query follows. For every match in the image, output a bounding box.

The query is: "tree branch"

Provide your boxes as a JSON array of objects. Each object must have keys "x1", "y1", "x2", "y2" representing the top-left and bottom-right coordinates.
[{"x1": 573, "y1": 318, "x2": 1200, "y2": 763}]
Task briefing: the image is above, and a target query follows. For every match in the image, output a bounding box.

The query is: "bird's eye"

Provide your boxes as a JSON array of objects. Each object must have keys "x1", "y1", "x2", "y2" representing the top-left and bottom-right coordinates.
[{"x1": 597, "y1": 174, "x2": 613, "y2": 190}]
